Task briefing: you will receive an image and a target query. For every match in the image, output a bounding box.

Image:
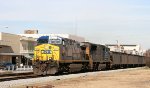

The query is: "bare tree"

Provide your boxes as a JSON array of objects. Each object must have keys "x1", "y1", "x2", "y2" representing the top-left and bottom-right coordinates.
[
  {"x1": 144, "y1": 49, "x2": 150, "y2": 67},
  {"x1": 144, "y1": 49, "x2": 150, "y2": 57}
]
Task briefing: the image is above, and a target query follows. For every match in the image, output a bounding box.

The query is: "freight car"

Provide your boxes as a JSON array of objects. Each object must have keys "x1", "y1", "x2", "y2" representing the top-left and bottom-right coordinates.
[
  {"x1": 32, "y1": 36, "x2": 146, "y2": 75},
  {"x1": 32, "y1": 36, "x2": 110, "y2": 75},
  {"x1": 110, "y1": 52, "x2": 145, "y2": 69},
  {"x1": 146, "y1": 57, "x2": 150, "y2": 67}
]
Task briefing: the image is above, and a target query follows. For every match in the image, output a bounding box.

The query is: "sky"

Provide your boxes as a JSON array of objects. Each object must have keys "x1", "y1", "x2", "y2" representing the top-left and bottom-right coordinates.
[{"x1": 0, "y1": 0, "x2": 150, "y2": 49}]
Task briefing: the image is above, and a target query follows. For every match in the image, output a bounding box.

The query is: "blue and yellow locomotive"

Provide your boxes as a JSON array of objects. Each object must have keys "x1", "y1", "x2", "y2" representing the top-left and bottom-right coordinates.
[
  {"x1": 32, "y1": 36, "x2": 110, "y2": 75},
  {"x1": 33, "y1": 36, "x2": 147, "y2": 75}
]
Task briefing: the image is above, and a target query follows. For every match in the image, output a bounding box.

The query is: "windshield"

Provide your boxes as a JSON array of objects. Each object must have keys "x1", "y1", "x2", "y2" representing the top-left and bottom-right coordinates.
[
  {"x1": 37, "y1": 36, "x2": 49, "y2": 45},
  {"x1": 37, "y1": 39, "x2": 48, "y2": 44},
  {"x1": 37, "y1": 36, "x2": 62, "y2": 45}
]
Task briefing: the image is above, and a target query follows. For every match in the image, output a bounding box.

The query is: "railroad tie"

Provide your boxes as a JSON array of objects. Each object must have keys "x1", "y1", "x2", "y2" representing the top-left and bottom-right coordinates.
[{"x1": 26, "y1": 84, "x2": 53, "y2": 88}]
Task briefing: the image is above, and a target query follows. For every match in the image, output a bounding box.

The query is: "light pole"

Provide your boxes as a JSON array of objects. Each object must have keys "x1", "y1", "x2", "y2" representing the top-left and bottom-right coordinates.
[
  {"x1": 116, "y1": 40, "x2": 120, "y2": 52},
  {"x1": 0, "y1": 25, "x2": 8, "y2": 28},
  {"x1": 0, "y1": 26, "x2": 9, "y2": 33},
  {"x1": 0, "y1": 25, "x2": 9, "y2": 30},
  {"x1": 73, "y1": 16, "x2": 78, "y2": 35}
]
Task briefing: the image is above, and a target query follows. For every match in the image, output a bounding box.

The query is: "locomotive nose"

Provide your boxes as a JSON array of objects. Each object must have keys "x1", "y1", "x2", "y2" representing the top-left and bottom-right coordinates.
[{"x1": 34, "y1": 44, "x2": 60, "y2": 61}]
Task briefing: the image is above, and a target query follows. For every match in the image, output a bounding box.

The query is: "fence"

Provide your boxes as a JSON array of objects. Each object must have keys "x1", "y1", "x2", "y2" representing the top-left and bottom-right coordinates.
[
  {"x1": 16, "y1": 66, "x2": 33, "y2": 71},
  {"x1": 1, "y1": 65, "x2": 33, "y2": 71}
]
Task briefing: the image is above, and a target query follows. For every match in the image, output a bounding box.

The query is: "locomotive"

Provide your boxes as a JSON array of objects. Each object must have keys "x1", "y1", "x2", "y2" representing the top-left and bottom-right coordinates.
[{"x1": 32, "y1": 36, "x2": 146, "y2": 75}]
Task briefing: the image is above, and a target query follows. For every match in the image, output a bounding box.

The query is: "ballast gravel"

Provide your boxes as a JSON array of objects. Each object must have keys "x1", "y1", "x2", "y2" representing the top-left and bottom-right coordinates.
[{"x1": 0, "y1": 67, "x2": 144, "y2": 88}]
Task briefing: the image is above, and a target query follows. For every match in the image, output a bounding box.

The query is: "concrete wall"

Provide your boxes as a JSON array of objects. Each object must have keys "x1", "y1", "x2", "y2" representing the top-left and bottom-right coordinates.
[
  {"x1": 0, "y1": 32, "x2": 2, "y2": 40},
  {"x1": 0, "y1": 32, "x2": 36, "y2": 54},
  {"x1": 0, "y1": 46, "x2": 13, "y2": 53},
  {"x1": 0, "y1": 55, "x2": 11, "y2": 63},
  {"x1": 0, "y1": 32, "x2": 21, "y2": 54},
  {"x1": 20, "y1": 40, "x2": 35, "y2": 54}
]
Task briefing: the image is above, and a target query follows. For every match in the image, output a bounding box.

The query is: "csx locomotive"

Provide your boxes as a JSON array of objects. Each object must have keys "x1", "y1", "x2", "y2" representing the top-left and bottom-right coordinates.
[{"x1": 32, "y1": 36, "x2": 146, "y2": 75}]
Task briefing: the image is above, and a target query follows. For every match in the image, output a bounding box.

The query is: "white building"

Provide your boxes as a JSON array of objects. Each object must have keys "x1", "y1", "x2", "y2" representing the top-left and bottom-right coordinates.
[
  {"x1": 106, "y1": 44, "x2": 144, "y2": 56},
  {"x1": 19, "y1": 34, "x2": 85, "y2": 42},
  {"x1": 0, "y1": 32, "x2": 36, "y2": 66}
]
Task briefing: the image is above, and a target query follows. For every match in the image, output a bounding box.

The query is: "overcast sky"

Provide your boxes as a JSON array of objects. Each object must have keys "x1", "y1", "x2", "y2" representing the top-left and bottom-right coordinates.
[{"x1": 0, "y1": 0, "x2": 150, "y2": 49}]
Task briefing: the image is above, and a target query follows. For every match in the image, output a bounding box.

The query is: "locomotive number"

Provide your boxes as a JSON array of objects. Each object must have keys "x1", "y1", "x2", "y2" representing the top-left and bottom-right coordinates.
[{"x1": 41, "y1": 50, "x2": 51, "y2": 54}]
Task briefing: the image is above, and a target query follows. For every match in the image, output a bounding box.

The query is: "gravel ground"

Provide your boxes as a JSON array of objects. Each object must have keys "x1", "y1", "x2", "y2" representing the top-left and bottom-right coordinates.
[
  {"x1": 0, "y1": 67, "x2": 149, "y2": 88},
  {"x1": 52, "y1": 67, "x2": 150, "y2": 88}
]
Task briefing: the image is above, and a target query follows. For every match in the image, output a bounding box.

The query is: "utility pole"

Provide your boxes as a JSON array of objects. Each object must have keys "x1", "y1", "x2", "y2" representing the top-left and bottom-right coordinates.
[
  {"x1": 74, "y1": 16, "x2": 78, "y2": 35},
  {"x1": 116, "y1": 40, "x2": 120, "y2": 52},
  {"x1": 0, "y1": 25, "x2": 8, "y2": 28}
]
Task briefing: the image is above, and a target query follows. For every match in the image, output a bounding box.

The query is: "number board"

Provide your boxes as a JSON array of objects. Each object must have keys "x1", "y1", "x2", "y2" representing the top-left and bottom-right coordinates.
[{"x1": 41, "y1": 50, "x2": 51, "y2": 54}]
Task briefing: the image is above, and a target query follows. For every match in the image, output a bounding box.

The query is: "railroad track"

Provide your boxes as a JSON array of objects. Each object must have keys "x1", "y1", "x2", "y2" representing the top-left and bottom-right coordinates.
[
  {"x1": 0, "y1": 72, "x2": 33, "y2": 77},
  {"x1": 0, "y1": 71, "x2": 85, "y2": 82},
  {"x1": 0, "y1": 70, "x2": 99, "y2": 82},
  {"x1": 0, "y1": 66, "x2": 144, "y2": 82},
  {"x1": 0, "y1": 72, "x2": 38, "y2": 82},
  {"x1": 0, "y1": 67, "x2": 145, "y2": 88}
]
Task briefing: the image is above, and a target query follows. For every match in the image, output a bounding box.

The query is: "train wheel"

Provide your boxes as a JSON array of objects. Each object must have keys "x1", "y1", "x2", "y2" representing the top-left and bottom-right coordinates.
[
  {"x1": 33, "y1": 63, "x2": 46, "y2": 75},
  {"x1": 33, "y1": 67, "x2": 45, "y2": 75},
  {"x1": 33, "y1": 66, "x2": 41, "y2": 75},
  {"x1": 106, "y1": 62, "x2": 111, "y2": 70},
  {"x1": 81, "y1": 63, "x2": 89, "y2": 72},
  {"x1": 38, "y1": 63, "x2": 47, "y2": 75}
]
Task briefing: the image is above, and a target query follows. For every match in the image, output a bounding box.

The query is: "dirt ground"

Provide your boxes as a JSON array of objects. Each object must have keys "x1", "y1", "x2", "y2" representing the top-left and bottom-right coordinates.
[{"x1": 50, "y1": 68, "x2": 150, "y2": 88}]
